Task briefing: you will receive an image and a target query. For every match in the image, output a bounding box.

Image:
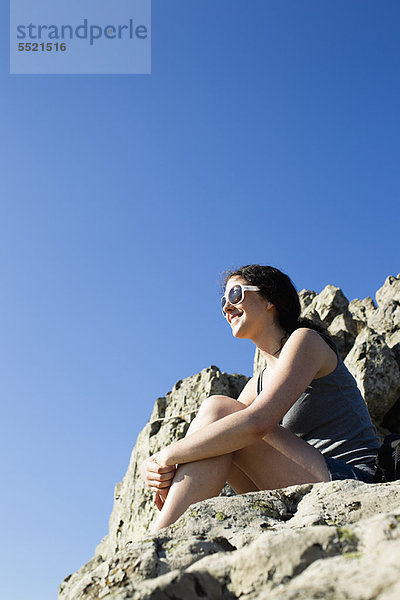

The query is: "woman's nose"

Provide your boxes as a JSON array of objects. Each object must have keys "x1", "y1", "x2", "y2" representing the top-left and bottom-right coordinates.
[{"x1": 223, "y1": 299, "x2": 234, "y2": 315}]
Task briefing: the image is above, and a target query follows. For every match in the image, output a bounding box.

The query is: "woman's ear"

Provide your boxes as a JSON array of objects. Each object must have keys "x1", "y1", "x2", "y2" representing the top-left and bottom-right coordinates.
[{"x1": 265, "y1": 301, "x2": 275, "y2": 311}]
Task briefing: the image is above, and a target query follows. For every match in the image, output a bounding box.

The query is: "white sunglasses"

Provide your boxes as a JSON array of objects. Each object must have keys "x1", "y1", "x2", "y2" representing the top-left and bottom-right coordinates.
[{"x1": 221, "y1": 284, "x2": 260, "y2": 316}]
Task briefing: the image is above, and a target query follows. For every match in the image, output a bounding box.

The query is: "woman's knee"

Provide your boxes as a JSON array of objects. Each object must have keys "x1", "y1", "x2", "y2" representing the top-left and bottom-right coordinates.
[{"x1": 198, "y1": 395, "x2": 243, "y2": 422}]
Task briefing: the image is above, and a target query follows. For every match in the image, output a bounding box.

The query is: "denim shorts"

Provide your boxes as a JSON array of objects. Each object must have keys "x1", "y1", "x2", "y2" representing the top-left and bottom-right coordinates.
[{"x1": 324, "y1": 456, "x2": 375, "y2": 483}]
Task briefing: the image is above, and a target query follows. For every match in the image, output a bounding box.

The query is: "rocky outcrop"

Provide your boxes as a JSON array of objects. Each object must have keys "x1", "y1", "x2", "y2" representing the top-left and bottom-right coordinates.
[
  {"x1": 60, "y1": 480, "x2": 400, "y2": 600},
  {"x1": 59, "y1": 275, "x2": 400, "y2": 600},
  {"x1": 344, "y1": 328, "x2": 400, "y2": 423}
]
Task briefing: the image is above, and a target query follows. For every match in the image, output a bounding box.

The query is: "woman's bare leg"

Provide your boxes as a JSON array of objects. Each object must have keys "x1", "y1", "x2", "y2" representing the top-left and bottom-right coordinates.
[
  {"x1": 151, "y1": 395, "x2": 330, "y2": 532},
  {"x1": 232, "y1": 425, "x2": 330, "y2": 490},
  {"x1": 151, "y1": 396, "x2": 256, "y2": 532},
  {"x1": 150, "y1": 453, "x2": 234, "y2": 531}
]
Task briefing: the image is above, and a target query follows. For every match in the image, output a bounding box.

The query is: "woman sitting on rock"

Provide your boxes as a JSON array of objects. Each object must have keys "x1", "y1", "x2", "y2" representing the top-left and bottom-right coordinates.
[{"x1": 141, "y1": 265, "x2": 379, "y2": 532}]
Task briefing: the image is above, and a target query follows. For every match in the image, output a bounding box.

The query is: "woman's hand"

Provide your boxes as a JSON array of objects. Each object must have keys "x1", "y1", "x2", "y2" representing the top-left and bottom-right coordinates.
[
  {"x1": 140, "y1": 453, "x2": 176, "y2": 510},
  {"x1": 153, "y1": 489, "x2": 168, "y2": 511}
]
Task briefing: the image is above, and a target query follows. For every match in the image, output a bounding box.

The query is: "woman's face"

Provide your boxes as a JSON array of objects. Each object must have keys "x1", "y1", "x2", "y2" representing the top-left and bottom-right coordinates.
[{"x1": 223, "y1": 276, "x2": 271, "y2": 339}]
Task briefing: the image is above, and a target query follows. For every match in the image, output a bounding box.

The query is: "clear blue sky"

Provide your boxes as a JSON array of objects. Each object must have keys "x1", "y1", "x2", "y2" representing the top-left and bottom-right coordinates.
[{"x1": 1, "y1": 2, "x2": 399, "y2": 599}]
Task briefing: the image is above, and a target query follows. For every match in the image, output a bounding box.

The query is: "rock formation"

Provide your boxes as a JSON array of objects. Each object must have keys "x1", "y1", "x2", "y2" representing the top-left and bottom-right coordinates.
[{"x1": 59, "y1": 274, "x2": 400, "y2": 600}]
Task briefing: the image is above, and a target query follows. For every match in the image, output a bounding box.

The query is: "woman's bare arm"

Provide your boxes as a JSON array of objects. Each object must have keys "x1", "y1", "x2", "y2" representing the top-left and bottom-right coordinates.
[{"x1": 157, "y1": 329, "x2": 335, "y2": 466}]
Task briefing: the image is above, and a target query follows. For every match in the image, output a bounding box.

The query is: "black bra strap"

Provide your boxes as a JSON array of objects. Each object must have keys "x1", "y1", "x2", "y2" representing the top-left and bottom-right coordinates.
[{"x1": 257, "y1": 369, "x2": 265, "y2": 395}]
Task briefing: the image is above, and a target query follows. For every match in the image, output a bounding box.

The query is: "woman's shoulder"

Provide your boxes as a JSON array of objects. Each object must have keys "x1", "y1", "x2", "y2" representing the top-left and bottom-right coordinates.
[
  {"x1": 283, "y1": 328, "x2": 338, "y2": 378},
  {"x1": 288, "y1": 327, "x2": 337, "y2": 351},
  {"x1": 287, "y1": 327, "x2": 327, "y2": 345}
]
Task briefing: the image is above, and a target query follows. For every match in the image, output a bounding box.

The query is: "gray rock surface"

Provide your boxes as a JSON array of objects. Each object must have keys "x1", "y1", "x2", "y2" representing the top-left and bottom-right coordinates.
[
  {"x1": 60, "y1": 481, "x2": 400, "y2": 600},
  {"x1": 327, "y1": 312, "x2": 357, "y2": 358},
  {"x1": 387, "y1": 329, "x2": 400, "y2": 368},
  {"x1": 348, "y1": 296, "x2": 377, "y2": 333},
  {"x1": 59, "y1": 275, "x2": 400, "y2": 600},
  {"x1": 304, "y1": 284, "x2": 351, "y2": 327},
  {"x1": 344, "y1": 328, "x2": 400, "y2": 423},
  {"x1": 369, "y1": 275, "x2": 400, "y2": 338},
  {"x1": 298, "y1": 288, "x2": 317, "y2": 312}
]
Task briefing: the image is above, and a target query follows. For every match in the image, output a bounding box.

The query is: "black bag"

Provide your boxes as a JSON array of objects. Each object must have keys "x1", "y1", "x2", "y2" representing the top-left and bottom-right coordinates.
[{"x1": 374, "y1": 433, "x2": 400, "y2": 483}]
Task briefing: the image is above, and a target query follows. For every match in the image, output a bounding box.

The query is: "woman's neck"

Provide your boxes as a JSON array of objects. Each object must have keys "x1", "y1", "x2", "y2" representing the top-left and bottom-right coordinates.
[{"x1": 253, "y1": 322, "x2": 288, "y2": 361}]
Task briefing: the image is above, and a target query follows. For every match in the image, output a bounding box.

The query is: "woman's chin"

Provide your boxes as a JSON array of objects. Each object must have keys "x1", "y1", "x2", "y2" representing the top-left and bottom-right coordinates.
[{"x1": 231, "y1": 325, "x2": 247, "y2": 339}]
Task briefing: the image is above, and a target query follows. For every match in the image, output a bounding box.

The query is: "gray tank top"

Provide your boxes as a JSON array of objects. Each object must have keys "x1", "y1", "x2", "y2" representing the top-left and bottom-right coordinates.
[{"x1": 257, "y1": 332, "x2": 379, "y2": 468}]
